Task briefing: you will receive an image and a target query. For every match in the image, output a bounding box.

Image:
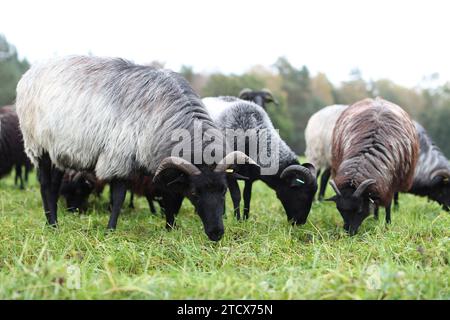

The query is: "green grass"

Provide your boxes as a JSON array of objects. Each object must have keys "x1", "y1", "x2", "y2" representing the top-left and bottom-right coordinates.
[{"x1": 0, "y1": 170, "x2": 448, "y2": 300}]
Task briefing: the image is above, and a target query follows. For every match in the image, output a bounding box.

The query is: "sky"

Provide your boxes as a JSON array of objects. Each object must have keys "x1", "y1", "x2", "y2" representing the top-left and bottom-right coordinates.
[{"x1": 1, "y1": 0, "x2": 449, "y2": 87}]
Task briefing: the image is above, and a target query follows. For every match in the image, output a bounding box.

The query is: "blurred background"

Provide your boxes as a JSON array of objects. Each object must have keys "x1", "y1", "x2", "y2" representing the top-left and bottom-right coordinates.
[{"x1": 1, "y1": 0, "x2": 449, "y2": 155}]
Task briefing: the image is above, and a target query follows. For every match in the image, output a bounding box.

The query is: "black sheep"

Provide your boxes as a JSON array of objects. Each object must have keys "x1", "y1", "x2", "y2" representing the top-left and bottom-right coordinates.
[{"x1": 0, "y1": 106, "x2": 31, "y2": 189}]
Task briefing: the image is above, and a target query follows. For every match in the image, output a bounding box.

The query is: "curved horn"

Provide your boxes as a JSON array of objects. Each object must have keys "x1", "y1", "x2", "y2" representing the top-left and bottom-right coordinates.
[
  {"x1": 329, "y1": 180, "x2": 342, "y2": 197},
  {"x1": 280, "y1": 165, "x2": 315, "y2": 184},
  {"x1": 214, "y1": 151, "x2": 259, "y2": 172},
  {"x1": 261, "y1": 88, "x2": 279, "y2": 105},
  {"x1": 353, "y1": 179, "x2": 376, "y2": 198},
  {"x1": 238, "y1": 88, "x2": 252, "y2": 99},
  {"x1": 154, "y1": 157, "x2": 201, "y2": 180},
  {"x1": 431, "y1": 169, "x2": 450, "y2": 180}
]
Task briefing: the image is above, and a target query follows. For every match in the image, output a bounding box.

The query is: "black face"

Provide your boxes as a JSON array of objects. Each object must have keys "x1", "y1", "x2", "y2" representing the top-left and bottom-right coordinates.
[
  {"x1": 429, "y1": 180, "x2": 450, "y2": 209},
  {"x1": 158, "y1": 169, "x2": 227, "y2": 241},
  {"x1": 241, "y1": 91, "x2": 276, "y2": 109},
  {"x1": 329, "y1": 188, "x2": 371, "y2": 235},
  {"x1": 187, "y1": 172, "x2": 227, "y2": 241},
  {"x1": 60, "y1": 178, "x2": 94, "y2": 212},
  {"x1": 274, "y1": 178, "x2": 317, "y2": 225}
]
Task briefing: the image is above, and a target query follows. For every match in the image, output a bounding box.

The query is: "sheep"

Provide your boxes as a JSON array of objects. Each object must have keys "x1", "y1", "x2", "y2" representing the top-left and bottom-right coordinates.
[
  {"x1": 0, "y1": 105, "x2": 31, "y2": 189},
  {"x1": 328, "y1": 97, "x2": 419, "y2": 235},
  {"x1": 203, "y1": 96, "x2": 317, "y2": 224},
  {"x1": 238, "y1": 88, "x2": 279, "y2": 109},
  {"x1": 304, "y1": 104, "x2": 348, "y2": 200},
  {"x1": 59, "y1": 170, "x2": 106, "y2": 212},
  {"x1": 394, "y1": 121, "x2": 449, "y2": 211},
  {"x1": 16, "y1": 55, "x2": 257, "y2": 241},
  {"x1": 60, "y1": 171, "x2": 161, "y2": 214}
]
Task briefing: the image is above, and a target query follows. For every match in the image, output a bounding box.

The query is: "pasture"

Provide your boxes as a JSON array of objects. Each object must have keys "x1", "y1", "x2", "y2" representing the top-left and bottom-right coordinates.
[{"x1": 0, "y1": 168, "x2": 448, "y2": 300}]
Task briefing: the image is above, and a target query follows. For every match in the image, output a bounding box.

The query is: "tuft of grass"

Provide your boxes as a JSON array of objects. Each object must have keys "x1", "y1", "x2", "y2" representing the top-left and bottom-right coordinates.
[{"x1": 0, "y1": 171, "x2": 448, "y2": 299}]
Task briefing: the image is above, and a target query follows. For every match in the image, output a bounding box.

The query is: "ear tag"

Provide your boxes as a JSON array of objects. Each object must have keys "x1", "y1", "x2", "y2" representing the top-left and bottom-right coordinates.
[
  {"x1": 296, "y1": 179, "x2": 305, "y2": 185},
  {"x1": 226, "y1": 169, "x2": 234, "y2": 174}
]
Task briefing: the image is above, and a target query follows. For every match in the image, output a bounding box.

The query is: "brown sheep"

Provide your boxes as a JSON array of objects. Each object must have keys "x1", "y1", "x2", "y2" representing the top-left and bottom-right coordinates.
[{"x1": 328, "y1": 97, "x2": 419, "y2": 235}]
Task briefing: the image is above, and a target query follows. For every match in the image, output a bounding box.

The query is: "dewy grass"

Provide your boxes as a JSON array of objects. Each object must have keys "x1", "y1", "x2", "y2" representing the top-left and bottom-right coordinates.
[{"x1": 0, "y1": 170, "x2": 448, "y2": 299}]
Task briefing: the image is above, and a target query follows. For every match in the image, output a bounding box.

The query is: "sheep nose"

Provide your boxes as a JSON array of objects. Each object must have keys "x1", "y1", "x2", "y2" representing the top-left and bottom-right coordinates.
[{"x1": 206, "y1": 227, "x2": 224, "y2": 242}]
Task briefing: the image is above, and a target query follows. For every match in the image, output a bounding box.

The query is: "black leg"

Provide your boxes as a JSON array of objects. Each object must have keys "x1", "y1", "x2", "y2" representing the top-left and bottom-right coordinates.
[
  {"x1": 319, "y1": 168, "x2": 331, "y2": 201},
  {"x1": 48, "y1": 167, "x2": 63, "y2": 222},
  {"x1": 145, "y1": 193, "x2": 157, "y2": 214},
  {"x1": 374, "y1": 204, "x2": 379, "y2": 220},
  {"x1": 385, "y1": 202, "x2": 392, "y2": 224},
  {"x1": 227, "y1": 176, "x2": 241, "y2": 220},
  {"x1": 161, "y1": 192, "x2": 183, "y2": 230},
  {"x1": 38, "y1": 163, "x2": 51, "y2": 224},
  {"x1": 394, "y1": 192, "x2": 399, "y2": 211},
  {"x1": 107, "y1": 180, "x2": 127, "y2": 230},
  {"x1": 129, "y1": 191, "x2": 135, "y2": 209},
  {"x1": 37, "y1": 154, "x2": 62, "y2": 226},
  {"x1": 243, "y1": 180, "x2": 253, "y2": 220},
  {"x1": 15, "y1": 164, "x2": 24, "y2": 189}
]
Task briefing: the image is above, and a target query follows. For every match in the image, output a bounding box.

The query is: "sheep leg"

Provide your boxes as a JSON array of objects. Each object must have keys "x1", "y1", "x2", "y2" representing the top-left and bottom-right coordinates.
[
  {"x1": 15, "y1": 164, "x2": 24, "y2": 189},
  {"x1": 38, "y1": 154, "x2": 62, "y2": 226},
  {"x1": 129, "y1": 191, "x2": 135, "y2": 209},
  {"x1": 374, "y1": 204, "x2": 379, "y2": 220},
  {"x1": 243, "y1": 180, "x2": 253, "y2": 220},
  {"x1": 48, "y1": 168, "x2": 63, "y2": 222},
  {"x1": 145, "y1": 193, "x2": 157, "y2": 214},
  {"x1": 394, "y1": 192, "x2": 399, "y2": 211},
  {"x1": 385, "y1": 203, "x2": 392, "y2": 224},
  {"x1": 161, "y1": 192, "x2": 183, "y2": 230},
  {"x1": 107, "y1": 180, "x2": 127, "y2": 230},
  {"x1": 319, "y1": 168, "x2": 331, "y2": 201},
  {"x1": 227, "y1": 176, "x2": 241, "y2": 220}
]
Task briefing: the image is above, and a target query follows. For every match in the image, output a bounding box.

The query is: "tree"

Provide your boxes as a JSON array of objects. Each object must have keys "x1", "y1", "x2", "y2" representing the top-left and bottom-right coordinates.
[{"x1": 0, "y1": 35, "x2": 29, "y2": 106}]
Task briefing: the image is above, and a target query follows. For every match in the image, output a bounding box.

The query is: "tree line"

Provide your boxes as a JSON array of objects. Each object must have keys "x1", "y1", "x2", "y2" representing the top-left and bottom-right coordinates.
[{"x1": 1, "y1": 35, "x2": 448, "y2": 156}]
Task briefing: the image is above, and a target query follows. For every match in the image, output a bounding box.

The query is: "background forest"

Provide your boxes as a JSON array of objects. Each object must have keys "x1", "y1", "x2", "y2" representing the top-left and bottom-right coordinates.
[{"x1": 1, "y1": 34, "x2": 449, "y2": 156}]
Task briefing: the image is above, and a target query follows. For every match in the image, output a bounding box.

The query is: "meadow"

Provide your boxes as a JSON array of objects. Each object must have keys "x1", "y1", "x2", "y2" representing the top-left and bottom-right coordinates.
[{"x1": 0, "y1": 170, "x2": 448, "y2": 300}]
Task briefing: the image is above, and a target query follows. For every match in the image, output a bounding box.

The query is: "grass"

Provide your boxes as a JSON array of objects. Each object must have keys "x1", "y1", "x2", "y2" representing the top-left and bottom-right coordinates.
[{"x1": 0, "y1": 169, "x2": 448, "y2": 300}]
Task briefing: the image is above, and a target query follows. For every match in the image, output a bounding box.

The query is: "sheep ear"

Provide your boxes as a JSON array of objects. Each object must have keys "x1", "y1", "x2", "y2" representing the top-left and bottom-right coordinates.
[
  {"x1": 301, "y1": 162, "x2": 316, "y2": 178},
  {"x1": 167, "y1": 175, "x2": 187, "y2": 187}
]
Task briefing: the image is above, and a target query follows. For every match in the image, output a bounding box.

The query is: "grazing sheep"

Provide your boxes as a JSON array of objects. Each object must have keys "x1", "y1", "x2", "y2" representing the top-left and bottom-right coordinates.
[
  {"x1": 16, "y1": 55, "x2": 256, "y2": 241},
  {"x1": 238, "y1": 88, "x2": 279, "y2": 109},
  {"x1": 203, "y1": 96, "x2": 317, "y2": 224},
  {"x1": 0, "y1": 106, "x2": 31, "y2": 189},
  {"x1": 60, "y1": 171, "x2": 160, "y2": 214},
  {"x1": 305, "y1": 104, "x2": 348, "y2": 200},
  {"x1": 328, "y1": 97, "x2": 419, "y2": 235},
  {"x1": 60, "y1": 170, "x2": 106, "y2": 212},
  {"x1": 394, "y1": 122, "x2": 449, "y2": 211}
]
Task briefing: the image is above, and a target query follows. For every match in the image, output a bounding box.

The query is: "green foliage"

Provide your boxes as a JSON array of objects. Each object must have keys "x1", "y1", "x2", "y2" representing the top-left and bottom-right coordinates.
[
  {"x1": 201, "y1": 73, "x2": 265, "y2": 97},
  {"x1": 182, "y1": 59, "x2": 449, "y2": 157},
  {"x1": 419, "y1": 104, "x2": 450, "y2": 157},
  {"x1": 0, "y1": 35, "x2": 29, "y2": 106},
  {"x1": 0, "y1": 173, "x2": 448, "y2": 299}
]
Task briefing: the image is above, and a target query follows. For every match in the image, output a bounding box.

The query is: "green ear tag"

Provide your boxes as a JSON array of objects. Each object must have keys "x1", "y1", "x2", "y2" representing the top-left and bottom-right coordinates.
[{"x1": 296, "y1": 179, "x2": 305, "y2": 185}]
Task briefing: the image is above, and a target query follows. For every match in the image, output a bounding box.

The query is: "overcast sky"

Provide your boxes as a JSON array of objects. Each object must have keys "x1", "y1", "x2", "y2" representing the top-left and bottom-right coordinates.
[{"x1": 1, "y1": 0, "x2": 449, "y2": 87}]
